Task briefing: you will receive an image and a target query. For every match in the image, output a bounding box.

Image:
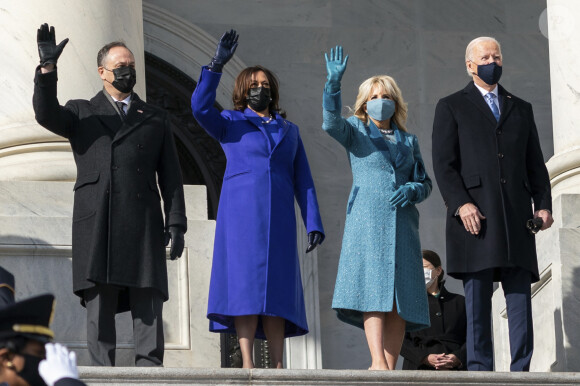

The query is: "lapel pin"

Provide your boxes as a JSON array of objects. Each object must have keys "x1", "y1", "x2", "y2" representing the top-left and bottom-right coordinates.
[
  {"x1": 137, "y1": 109, "x2": 144, "y2": 113},
  {"x1": 507, "y1": 95, "x2": 512, "y2": 98}
]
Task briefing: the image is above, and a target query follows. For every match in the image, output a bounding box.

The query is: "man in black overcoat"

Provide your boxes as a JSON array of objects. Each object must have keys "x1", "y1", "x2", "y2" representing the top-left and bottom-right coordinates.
[
  {"x1": 432, "y1": 37, "x2": 553, "y2": 371},
  {"x1": 32, "y1": 24, "x2": 187, "y2": 366}
]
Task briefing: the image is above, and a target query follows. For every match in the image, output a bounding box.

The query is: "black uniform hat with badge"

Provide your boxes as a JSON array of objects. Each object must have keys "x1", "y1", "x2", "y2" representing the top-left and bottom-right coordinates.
[
  {"x1": 0, "y1": 294, "x2": 55, "y2": 344},
  {"x1": 0, "y1": 266, "x2": 15, "y2": 308}
]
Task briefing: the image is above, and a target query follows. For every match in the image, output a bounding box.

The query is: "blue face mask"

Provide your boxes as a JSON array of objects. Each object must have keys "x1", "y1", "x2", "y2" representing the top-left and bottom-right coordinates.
[
  {"x1": 366, "y1": 99, "x2": 395, "y2": 121},
  {"x1": 476, "y1": 62, "x2": 502, "y2": 85}
]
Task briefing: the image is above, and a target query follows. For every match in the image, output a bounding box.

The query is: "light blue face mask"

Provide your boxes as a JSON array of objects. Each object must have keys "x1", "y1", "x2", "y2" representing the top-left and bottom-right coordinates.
[{"x1": 366, "y1": 98, "x2": 396, "y2": 121}]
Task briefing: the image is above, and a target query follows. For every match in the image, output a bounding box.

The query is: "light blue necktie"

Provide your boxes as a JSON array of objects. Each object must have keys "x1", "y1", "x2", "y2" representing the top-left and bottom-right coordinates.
[{"x1": 485, "y1": 93, "x2": 500, "y2": 121}]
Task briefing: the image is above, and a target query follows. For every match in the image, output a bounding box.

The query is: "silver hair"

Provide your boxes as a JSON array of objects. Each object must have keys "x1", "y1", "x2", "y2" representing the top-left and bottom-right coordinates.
[{"x1": 465, "y1": 37, "x2": 502, "y2": 77}]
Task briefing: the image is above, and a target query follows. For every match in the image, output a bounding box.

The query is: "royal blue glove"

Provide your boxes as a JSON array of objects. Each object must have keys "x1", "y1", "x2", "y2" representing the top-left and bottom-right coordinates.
[
  {"x1": 306, "y1": 231, "x2": 323, "y2": 253},
  {"x1": 324, "y1": 45, "x2": 349, "y2": 94},
  {"x1": 208, "y1": 29, "x2": 239, "y2": 73},
  {"x1": 389, "y1": 185, "x2": 417, "y2": 208}
]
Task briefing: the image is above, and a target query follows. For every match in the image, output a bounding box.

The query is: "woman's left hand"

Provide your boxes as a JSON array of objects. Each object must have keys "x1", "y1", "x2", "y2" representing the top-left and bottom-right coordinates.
[
  {"x1": 389, "y1": 185, "x2": 416, "y2": 207},
  {"x1": 306, "y1": 231, "x2": 323, "y2": 253}
]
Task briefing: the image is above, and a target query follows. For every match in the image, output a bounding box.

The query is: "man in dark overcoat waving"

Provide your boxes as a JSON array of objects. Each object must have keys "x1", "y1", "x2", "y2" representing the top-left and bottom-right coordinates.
[
  {"x1": 32, "y1": 24, "x2": 187, "y2": 366},
  {"x1": 432, "y1": 37, "x2": 553, "y2": 371}
]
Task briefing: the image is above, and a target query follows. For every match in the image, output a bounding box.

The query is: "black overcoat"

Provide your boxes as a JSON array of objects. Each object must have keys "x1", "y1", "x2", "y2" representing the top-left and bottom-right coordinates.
[
  {"x1": 432, "y1": 82, "x2": 551, "y2": 282},
  {"x1": 33, "y1": 69, "x2": 187, "y2": 305},
  {"x1": 401, "y1": 285, "x2": 467, "y2": 370}
]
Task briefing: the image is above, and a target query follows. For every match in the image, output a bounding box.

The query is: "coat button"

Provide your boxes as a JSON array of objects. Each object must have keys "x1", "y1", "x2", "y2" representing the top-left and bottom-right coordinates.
[
  {"x1": 498, "y1": 153, "x2": 504, "y2": 159},
  {"x1": 137, "y1": 168, "x2": 141, "y2": 173},
  {"x1": 137, "y1": 144, "x2": 144, "y2": 149},
  {"x1": 112, "y1": 165, "x2": 118, "y2": 170},
  {"x1": 496, "y1": 129, "x2": 502, "y2": 135},
  {"x1": 106, "y1": 189, "x2": 109, "y2": 194},
  {"x1": 137, "y1": 193, "x2": 141, "y2": 199},
  {"x1": 435, "y1": 312, "x2": 442, "y2": 317},
  {"x1": 500, "y1": 178, "x2": 506, "y2": 184}
]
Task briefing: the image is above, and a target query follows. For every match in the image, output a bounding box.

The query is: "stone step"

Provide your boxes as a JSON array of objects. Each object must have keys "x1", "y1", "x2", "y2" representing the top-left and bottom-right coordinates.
[{"x1": 78, "y1": 367, "x2": 580, "y2": 386}]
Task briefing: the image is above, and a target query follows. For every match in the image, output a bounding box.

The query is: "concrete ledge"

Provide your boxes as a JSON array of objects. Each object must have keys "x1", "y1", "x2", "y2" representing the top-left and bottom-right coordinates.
[{"x1": 78, "y1": 367, "x2": 580, "y2": 385}]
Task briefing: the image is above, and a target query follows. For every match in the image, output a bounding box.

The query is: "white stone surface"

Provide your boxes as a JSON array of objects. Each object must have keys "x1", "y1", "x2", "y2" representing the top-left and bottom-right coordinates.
[
  {"x1": 0, "y1": 181, "x2": 220, "y2": 367},
  {"x1": 0, "y1": 0, "x2": 146, "y2": 181},
  {"x1": 76, "y1": 367, "x2": 580, "y2": 386},
  {"x1": 284, "y1": 205, "x2": 323, "y2": 369}
]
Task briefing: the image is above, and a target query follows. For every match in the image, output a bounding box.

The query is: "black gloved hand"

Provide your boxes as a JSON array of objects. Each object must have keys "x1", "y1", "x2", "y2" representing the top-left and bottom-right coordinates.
[
  {"x1": 37, "y1": 23, "x2": 69, "y2": 66},
  {"x1": 306, "y1": 231, "x2": 323, "y2": 253},
  {"x1": 208, "y1": 29, "x2": 239, "y2": 73},
  {"x1": 165, "y1": 226, "x2": 185, "y2": 260}
]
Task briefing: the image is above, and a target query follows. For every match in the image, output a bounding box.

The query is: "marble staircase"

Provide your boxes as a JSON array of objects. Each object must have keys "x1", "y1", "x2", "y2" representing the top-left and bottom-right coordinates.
[{"x1": 78, "y1": 367, "x2": 580, "y2": 386}]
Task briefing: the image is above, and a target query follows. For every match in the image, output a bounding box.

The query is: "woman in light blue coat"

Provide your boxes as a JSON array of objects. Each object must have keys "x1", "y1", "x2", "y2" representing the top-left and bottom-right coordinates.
[{"x1": 322, "y1": 46, "x2": 431, "y2": 370}]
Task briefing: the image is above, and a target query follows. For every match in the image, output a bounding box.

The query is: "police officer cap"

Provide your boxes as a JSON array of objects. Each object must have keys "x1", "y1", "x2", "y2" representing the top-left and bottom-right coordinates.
[
  {"x1": 0, "y1": 294, "x2": 55, "y2": 343},
  {"x1": 0, "y1": 266, "x2": 15, "y2": 308}
]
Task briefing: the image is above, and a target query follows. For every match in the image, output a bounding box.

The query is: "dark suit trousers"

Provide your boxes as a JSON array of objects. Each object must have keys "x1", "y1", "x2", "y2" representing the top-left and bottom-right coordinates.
[
  {"x1": 463, "y1": 267, "x2": 533, "y2": 371},
  {"x1": 84, "y1": 284, "x2": 164, "y2": 366}
]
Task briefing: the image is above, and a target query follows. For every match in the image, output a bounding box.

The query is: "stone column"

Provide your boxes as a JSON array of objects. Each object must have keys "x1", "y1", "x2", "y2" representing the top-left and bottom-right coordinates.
[
  {"x1": 492, "y1": 0, "x2": 580, "y2": 371},
  {"x1": 546, "y1": 0, "x2": 580, "y2": 197},
  {"x1": 0, "y1": 0, "x2": 145, "y2": 181}
]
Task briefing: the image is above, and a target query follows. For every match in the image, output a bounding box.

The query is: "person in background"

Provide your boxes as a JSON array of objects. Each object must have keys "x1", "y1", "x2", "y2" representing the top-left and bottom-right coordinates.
[
  {"x1": 401, "y1": 250, "x2": 466, "y2": 370},
  {"x1": 0, "y1": 294, "x2": 85, "y2": 386},
  {"x1": 191, "y1": 30, "x2": 324, "y2": 369},
  {"x1": 322, "y1": 46, "x2": 431, "y2": 370}
]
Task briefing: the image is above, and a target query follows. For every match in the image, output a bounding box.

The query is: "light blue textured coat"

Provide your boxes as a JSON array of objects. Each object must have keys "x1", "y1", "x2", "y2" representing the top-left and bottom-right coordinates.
[{"x1": 323, "y1": 90, "x2": 431, "y2": 332}]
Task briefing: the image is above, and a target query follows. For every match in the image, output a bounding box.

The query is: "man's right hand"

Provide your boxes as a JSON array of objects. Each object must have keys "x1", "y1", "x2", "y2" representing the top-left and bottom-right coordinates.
[
  {"x1": 458, "y1": 202, "x2": 486, "y2": 235},
  {"x1": 37, "y1": 23, "x2": 69, "y2": 69}
]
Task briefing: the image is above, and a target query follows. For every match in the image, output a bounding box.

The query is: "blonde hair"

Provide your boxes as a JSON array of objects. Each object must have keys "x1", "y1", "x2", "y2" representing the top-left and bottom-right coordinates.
[
  {"x1": 465, "y1": 36, "x2": 502, "y2": 77},
  {"x1": 353, "y1": 75, "x2": 408, "y2": 132}
]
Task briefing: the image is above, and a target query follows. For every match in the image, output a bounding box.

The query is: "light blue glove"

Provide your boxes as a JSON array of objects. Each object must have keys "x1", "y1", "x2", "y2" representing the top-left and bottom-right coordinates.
[
  {"x1": 389, "y1": 185, "x2": 417, "y2": 208},
  {"x1": 324, "y1": 45, "x2": 349, "y2": 94}
]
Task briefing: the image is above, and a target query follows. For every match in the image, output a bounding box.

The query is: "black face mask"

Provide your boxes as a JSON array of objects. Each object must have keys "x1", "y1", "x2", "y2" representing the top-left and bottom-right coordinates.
[
  {"x1": 476, "y1": 62, "x2": 502, "y2": 86},
  {"x1": 107, "y1": 66, "x2": 136, "y2": 93},
  {"x1": 247, "y1": 87, "x2": 271, "y2": 112},
  {"x1": 17, "y1": 354, "x2": 47, "y2": 386}
]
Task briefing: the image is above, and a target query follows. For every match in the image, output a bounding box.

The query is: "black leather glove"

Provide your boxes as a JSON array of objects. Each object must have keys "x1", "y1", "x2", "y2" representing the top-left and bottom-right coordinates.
[
  {"x1": 37, "y1": 23, "x2": 69, "y2": 66},
  {"x1": 306, "y1": 231, "x2": 323, "y2": 253},
  {"x1": 208, "y1": 29, "x2": 239, "y2": 73},
  {"x1": 165, "y1": 226, "x2": 185, "y2": 260}
]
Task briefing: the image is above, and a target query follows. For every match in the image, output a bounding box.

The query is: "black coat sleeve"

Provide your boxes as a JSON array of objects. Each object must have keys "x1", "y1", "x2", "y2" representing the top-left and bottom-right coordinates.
[
  {"x1": 400, "y1": 332, "x2": 427, "y2": 367},
  {"x1": 432, "y1": 98, "x2": 472, "y2": 213},
  {"x1": 32, "y1": 67, "x2": 77, "y2": 139},
  {"x1": 157, "y1": 113, "x2": 187, "y2": 231}
]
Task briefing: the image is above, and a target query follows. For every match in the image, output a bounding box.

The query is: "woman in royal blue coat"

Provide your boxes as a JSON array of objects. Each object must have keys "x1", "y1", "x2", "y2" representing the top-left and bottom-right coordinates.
[{"x1": 191, "y1": 30, "x2": 324, "y2": 369}]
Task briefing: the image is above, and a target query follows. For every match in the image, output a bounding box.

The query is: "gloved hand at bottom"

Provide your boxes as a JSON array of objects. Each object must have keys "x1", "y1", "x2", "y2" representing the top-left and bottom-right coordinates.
[
  {"x1": 388, "y1": 185, "x2": 417, "y2": 208},
  {"x1": 39, "y1": 343, "x2": 79, "y2": 386}
]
